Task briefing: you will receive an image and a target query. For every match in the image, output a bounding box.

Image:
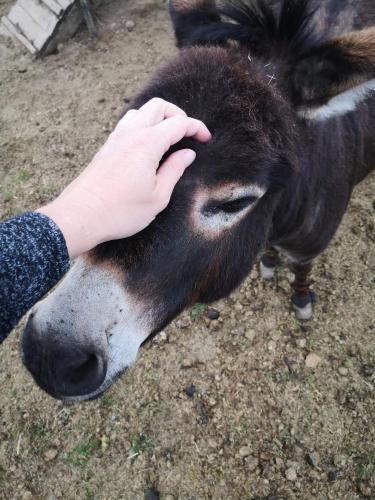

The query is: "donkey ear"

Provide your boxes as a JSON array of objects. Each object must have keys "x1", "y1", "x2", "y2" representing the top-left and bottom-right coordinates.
[
  {"x1": 168, "y1": 0, "x2": 221, "y2": 48},
  {"x1": 292, "y1": 28, "x2": 375, "y2": 118}
]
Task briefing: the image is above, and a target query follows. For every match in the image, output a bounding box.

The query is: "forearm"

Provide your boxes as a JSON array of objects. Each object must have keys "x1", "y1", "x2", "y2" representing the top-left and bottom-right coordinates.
[{"x1": 0, "y1": 212, "x2": 70, "y2": 342}]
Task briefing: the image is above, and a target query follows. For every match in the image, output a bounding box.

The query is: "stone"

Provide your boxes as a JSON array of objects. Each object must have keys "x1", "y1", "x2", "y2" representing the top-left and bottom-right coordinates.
[
  {"x1": 206, "y1": 308, "x2": 220, "y2": 320},
  {"x1": 144, "y1": 489, "x2": 159, "y2": 500},
  {"x1": 285, "y1": 468, "x2": 297, "y2": 481},
  {"x1": 268, "y1": 340, "x2": 276, "y2": 351},
  {"x1": 305, "y1": 353, "x2": 321, "y2": 369},
  {"x1": 239, "y1": 446, "x2": 252, "y2": 458},
  {"x1": 245, "y1": 329, "x2": 256, "y2": 341},
  {"x1": 44, "y1": 448, "x2": 58, "y2": 461},
  {"x1": 338, "y1": 366, "x2": 349, "y2": 376},
  {"x1": 247, "y1": 457, "x2": 259, "y2": 472},
  {"x1": 361, "y1": 364, "x2": 375, "y2": 377},
  {"x1": 125, "y1": 20, "x2": 135, "y2": 31},
  {"x1": 305, "y1": 452, "x2": 320, "y2": 468},
  {"x1": 328, "y1": 470, "x2": 338, "y2": 482},
  {"x1": 333, "y1": 454, "x2": 347, "y2": 468},
  {"x1": 183, "y1": 384, "x2": 196, "y2": 398}
]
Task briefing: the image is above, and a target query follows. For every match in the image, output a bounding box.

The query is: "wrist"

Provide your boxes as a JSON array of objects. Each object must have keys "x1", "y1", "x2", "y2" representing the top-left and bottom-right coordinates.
[{"x1": 37, "y1": 199, "x2": 100, "y2": 259}]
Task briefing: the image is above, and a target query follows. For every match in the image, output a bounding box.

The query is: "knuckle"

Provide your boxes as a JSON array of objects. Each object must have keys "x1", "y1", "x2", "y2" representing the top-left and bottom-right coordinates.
[{"x1": 150, "y1": 97, "x2": 164, "y2": 107}]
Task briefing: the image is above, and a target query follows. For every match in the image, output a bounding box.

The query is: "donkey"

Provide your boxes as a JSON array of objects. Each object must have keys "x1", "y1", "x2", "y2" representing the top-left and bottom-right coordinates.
[{"x1": 21, "y1": 0, "x2": 375, "y2": 401}]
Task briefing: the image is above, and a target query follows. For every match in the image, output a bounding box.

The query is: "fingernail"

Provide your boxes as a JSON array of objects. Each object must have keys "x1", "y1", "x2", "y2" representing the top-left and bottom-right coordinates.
[{"x1": 184, "y1": 149, "x2": 196, "y2": 164}]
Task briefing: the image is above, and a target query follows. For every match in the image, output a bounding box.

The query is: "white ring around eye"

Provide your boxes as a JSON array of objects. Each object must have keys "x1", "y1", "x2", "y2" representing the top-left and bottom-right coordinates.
[{"x1": 191, "y1": 183, "x2": 266, "y2": 239}]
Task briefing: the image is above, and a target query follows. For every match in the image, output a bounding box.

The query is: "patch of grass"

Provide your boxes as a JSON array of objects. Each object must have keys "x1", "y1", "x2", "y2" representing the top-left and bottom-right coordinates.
[
  {"x1": 270, "y1": 370, "x2": 296, "y2": 384},
  {"x1": 65, "y1": 435, "x2": 101, "y2": 468},
  {"x1": 130, "y1": 432, "x2": 154, "y2": 454},
  {"x1": 99, "y1": 394, "x2": 114, "y2": 408},
  {"x1": 84, "y1": 485, "x2": 96, "y2": 500},
  {"x1": 15, "y1": 168, "x2": 31, "y2": 182},
  {"x1": 190, "y1": 303, "x2": 206, "y2": 321},
  {"x1": 40, "y1": 185, "x2": 58, "y2": 197},
  {"x1": 306, "y1": 336, "x2": 317, "y2": 349},
  {"x1": 0, "y1": 464, "x2": 6, "y2": 486},
  {"x1": 27, "y1": 421, "x2": 51, "y2": 454},
  {"x1": 350, "y1": 450, "x2": 375, "y2": 481},
  {"x1": 307, "y1": 373, "x2": 317, "y2": 385},
  {"x1": 3, "y1": 190, "x2": 12, "y2": 202}
]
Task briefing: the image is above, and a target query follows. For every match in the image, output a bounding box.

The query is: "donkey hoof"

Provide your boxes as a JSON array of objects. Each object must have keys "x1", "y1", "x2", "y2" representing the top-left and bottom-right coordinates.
[
  {"x1": 293, "y1": 301, "x2": 313, "y2": 320},
  {"x1": 292, "y1": 292, "x2": 314, "y2": 320},
  {"x1": 260, "y1": 261, "x2": 276, "y2": 279}
]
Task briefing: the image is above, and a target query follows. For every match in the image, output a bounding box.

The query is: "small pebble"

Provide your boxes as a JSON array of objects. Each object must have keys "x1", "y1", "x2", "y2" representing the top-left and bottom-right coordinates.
[
  {"x1": 183, "y1": 384, "x2": 196, "y2": 397},
  {"x1": 239, "y1": 446, "x2": 252, "y2": 458},
  {"x1": 338, "y1": 366, "x2": 349, "y2": 376},
  {"x1": 361, "y1": 364, "x2": 374, "y2": 377},
  {"x1": 328, "y1": 470, "x2": 338, "y2": 482},
  {"x1": 206, "y1": 308, "x2": 220, "y2": 320},
  {"x1": 285, "y1": 468, "x2": 297, "y2": 481},
  {"x1": 245, "y1": 329, "x2": 256, "y2": 341},
  {"x1": 268, "y1": 340, "x2": 276, "y2": 351},
  {"x1": 305, "y1": 452, "x2": 320, "y2": 468},
  {"x1": 144, "y1": 489, "x2": 159, "y2": 500},
  {"x1": 126, "y1": 20, "x2": 136, "y2": 31},
  {"x1": 305, "y1": 353, "x2": 321, "y2": 369},
  {"x1": 247, "y1": 457, "x2": 259, "y2": 472},
  {"x1": 297, "y1": 338, "x2": 307, "y2": 348},
  {"x1": 333, "y1": 454, "x2": 347, "y2": 468},
  {"x1": 44, "y1": 449, "x2": 58, "y2": 461}
]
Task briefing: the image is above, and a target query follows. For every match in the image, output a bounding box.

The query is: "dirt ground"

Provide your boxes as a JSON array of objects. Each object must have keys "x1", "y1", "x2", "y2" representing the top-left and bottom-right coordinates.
[{"x1": 0, "y1": 1, "x2": 374, "y2": 499}]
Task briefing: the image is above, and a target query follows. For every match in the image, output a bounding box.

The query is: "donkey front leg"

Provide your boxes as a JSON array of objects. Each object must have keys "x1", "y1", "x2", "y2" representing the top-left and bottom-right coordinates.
[
  {"x1": 260, "y1": 247, "x2": 281, "y2": 279},
  {"x1": 289, "y1": 260, "x2": 315, "y2": 320}
]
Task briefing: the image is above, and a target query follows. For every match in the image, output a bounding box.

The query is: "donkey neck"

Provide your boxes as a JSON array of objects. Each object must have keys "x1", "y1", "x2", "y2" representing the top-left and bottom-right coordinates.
[{"x1": 269, "y1": 98, "x2": 375, "y2": 262}]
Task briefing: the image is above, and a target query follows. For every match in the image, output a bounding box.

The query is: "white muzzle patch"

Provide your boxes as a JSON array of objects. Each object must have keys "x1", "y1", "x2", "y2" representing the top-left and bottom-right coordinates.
[{"x1": 25, "y1": 258, "x2": 153, "y2": 401}]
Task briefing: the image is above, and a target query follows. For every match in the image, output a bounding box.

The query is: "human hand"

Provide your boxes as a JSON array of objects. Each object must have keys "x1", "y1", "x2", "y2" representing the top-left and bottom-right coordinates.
[{"x1": 37, "y1": 98, "x2": 211, "y2": 259}]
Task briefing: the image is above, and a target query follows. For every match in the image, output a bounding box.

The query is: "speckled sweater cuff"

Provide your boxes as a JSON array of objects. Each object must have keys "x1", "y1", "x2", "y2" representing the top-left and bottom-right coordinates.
[{"x1": 0, "y1": 211, "x2": 70, "y2": 342}]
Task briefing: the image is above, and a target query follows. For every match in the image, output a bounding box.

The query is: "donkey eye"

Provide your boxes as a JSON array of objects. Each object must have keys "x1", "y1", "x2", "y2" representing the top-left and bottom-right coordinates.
[{"x1": 204, "y1": 196, "x2": 258, "y2": 215}]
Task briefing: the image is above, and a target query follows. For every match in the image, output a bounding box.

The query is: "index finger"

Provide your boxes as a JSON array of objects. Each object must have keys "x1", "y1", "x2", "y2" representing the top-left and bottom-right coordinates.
[
  {"x1": 117, "y1": 98, "x2": 188, "y2": 130},
  {"x1": 150, "y1": 115, "x2": 212, "y2": 158}
]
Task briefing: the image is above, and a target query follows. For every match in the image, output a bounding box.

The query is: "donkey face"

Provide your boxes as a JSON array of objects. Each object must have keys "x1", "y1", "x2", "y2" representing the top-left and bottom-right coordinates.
[{"x1": 21, "y1": 47, "x2": 296, "y2": 400}]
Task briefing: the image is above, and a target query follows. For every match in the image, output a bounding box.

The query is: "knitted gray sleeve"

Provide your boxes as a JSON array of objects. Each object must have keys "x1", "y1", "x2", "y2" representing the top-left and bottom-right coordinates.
[{"x1": 0, "y1": 212, "x2": 70, "y2": 342}]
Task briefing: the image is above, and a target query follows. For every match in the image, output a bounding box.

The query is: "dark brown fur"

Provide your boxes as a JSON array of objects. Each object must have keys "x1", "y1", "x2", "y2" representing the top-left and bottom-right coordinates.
[{"x1": 21, "y1": 0, "x2": 375, "y2": 399}]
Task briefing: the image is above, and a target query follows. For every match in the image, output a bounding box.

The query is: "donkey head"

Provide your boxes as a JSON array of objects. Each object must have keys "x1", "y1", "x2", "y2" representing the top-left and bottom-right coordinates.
[{"x1": 21, "y1": 0, "x2": 375, "y2": 401}]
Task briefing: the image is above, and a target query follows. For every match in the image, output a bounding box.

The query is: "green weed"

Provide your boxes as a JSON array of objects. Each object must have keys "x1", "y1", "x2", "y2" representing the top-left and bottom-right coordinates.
[
  {"x1": 27, "y1": 421, "x2": 51, "y2": 454},
  {"x1": 3, "y1": 190, "x2": 12, "y2": 202},
  {"x1": 15, "y1": 169, "x2": 31, "y2": 182},
  {"x1": 65, "y1": 435, "x2": 101, "y2": 468},
  {"x1": 351, "y1": 450, "x2": 375, "y2": 481},
  {"x1": 130, "y1": 432, "x2": 154, "y2": 454},
  {"x1": 190, "y1": 303, "x2": 205, "y2": 321}
]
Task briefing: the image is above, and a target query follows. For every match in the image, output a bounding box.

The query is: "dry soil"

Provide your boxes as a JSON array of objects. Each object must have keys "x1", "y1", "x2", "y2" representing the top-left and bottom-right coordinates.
[{"x1": 0, "y1": 1, "x2": 374, "y2": 499}]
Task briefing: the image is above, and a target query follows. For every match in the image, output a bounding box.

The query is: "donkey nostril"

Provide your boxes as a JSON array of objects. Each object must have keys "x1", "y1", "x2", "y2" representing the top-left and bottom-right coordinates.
[
  {"x1": 21, "y1": 317, "x2": 107, "y2": 399},
  {"x1": 54, "y1": 348, "x2": 107, "y2": 398},
  {"x1": 66, "y1": 353, "x2": 100, "y2": 385}
]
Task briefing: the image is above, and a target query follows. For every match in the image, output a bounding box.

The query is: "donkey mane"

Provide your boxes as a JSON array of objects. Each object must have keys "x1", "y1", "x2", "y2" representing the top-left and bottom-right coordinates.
[
  {"x1": 220, "y1": 0, "x2": 322, "y2": 56},
  {"x1": 181, "y1": 0, "x2": 324, "y2": 58}
]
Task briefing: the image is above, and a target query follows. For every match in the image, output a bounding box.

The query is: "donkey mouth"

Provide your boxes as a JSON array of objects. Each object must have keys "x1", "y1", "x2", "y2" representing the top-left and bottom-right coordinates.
[{"x1": 21, "y1": 308, "x2": 148, "y2": 402}]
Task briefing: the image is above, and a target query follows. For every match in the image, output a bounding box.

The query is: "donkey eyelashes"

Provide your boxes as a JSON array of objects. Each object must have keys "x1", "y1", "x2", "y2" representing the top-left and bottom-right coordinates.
[{"x1": 203, "y1": 195, "x2": 258, "y2": 215}]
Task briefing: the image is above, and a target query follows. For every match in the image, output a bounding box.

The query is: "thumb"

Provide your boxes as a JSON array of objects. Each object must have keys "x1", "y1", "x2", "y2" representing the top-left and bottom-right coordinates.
[{"x1": 156, "y1": 149, "x2": 196, "y2": 205}]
